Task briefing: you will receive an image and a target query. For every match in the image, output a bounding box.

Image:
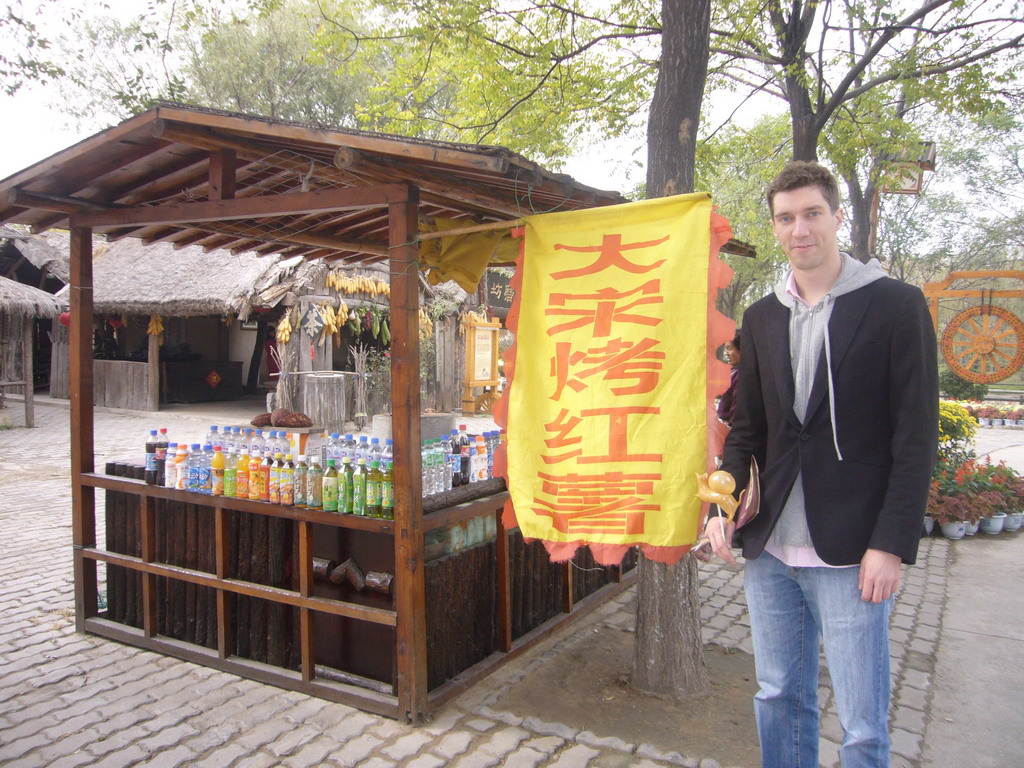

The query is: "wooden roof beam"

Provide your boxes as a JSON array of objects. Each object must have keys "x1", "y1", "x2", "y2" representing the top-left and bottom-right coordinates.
[
  {"x1": 70, "y1": 184, "x2": 412, "y2": 229},
  {"x1": 154, "y1": 106, "x2": 510, "y2": 173}
]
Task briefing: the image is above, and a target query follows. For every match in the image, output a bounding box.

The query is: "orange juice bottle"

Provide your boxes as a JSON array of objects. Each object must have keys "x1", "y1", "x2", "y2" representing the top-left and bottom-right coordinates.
[
  {"x1": 236, "y1": 447, "x2": 250, "y2": 498},
  {"x1": 248, "y1": 450, "x2": 262, "y2": 501}
]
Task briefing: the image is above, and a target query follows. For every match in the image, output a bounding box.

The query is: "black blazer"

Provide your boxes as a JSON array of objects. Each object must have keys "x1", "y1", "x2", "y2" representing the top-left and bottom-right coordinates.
[{"x1": 720, "y1": 277, "x2": 938, "y2": 566}]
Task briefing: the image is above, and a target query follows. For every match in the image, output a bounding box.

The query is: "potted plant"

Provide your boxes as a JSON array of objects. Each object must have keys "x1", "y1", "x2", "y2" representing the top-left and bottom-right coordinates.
[
  {"x1": 976, "y1": 404, "x2": 998, "y2": 427},
  {"x1": 929, "y1": 457, "x2": 984, "y2": 539}
]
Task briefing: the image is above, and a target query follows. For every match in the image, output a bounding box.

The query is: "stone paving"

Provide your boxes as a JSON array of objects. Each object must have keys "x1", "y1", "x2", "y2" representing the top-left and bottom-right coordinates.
[{"x1": 0, "y1": 400, "x2": 955, "y2": 767}]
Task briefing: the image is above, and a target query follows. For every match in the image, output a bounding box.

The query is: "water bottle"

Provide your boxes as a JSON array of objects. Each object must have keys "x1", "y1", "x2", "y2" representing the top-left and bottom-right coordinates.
[
  {"x1": 485, "y1": 431, "x2": 496, "y2": 478},
  {"x1": 369, "y1": 437, "x2": 382, "y2": 466},
  {"x1": 327, "y1": 433, "x2": 343, "y2": 465},
  {"x1": 219, "y1": 426, "x2": 232, "y2": 450},
  {"x1": 200, "y1": 443, "x2": 214, "y2": 494},
  {"x1": 187, "y1": 444, "x2": 202, "y2": 492},
  {"x1": 343, "y1": 433, "x2": 357, "y2": 461},
  {"x1": 205, "y1": 425, "x2": 219, "y2": 451},
  {"x1": 238, "y1": 428, "x2": 250, "y2": 456},
  {"x1": 380, "y1": 438, "x2": 394, "y2": 465},
  {"x1": 356, "y1": 435, "x2": 370, "y2": 463},
  {"x1": 421, "y1": 440, "x2": 430, "y2": 497},
  {"x1": 431, "y1": 440, "x2": 444, "y2": 495},
  {"x1": 440, "y1": 432, "x2": 454, "y2": 492}
]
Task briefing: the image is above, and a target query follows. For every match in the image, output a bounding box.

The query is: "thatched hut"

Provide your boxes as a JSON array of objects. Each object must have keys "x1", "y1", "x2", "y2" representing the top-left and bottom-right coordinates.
[
  {"x1": 52, "y1": 234, "x2": 286, "y2": 409},
  {"x1": 0, "y1": 274, "x2": 66, "y2": 426}
]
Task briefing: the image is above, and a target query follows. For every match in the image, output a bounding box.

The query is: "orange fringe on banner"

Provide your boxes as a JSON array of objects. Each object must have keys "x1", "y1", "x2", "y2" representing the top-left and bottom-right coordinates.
[{"x1": 493, "y1": 213, "x2": 736, "y2": 567}]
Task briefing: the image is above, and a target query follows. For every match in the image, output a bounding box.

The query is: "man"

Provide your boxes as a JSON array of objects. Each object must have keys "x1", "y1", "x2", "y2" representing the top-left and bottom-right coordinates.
[{"x1": 706, "y1": 161, "x2": 938, "y2": 768}]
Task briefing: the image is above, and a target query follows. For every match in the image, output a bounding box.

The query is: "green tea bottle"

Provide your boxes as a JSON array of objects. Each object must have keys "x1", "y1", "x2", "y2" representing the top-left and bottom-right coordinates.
[
  {"x1": 381, "y1": 460, "x2": 394, "y2": 520},
  {"x1": 351, "y1": 458, "x2": 368, "y2": 516},
  {"x1": 339, "y1": 457, "x2": 352, "y2": 514},
  {"x1": 366, "y1": 460, "x2": 383, "y2": 518},
  {"x1": 280, "y1": 454, "x2": 295, "y2": 506},
  {"x1": 293, "y1": 455, "x2": 308, "y2": 507},
  {"x1": 322, "y1": 459, "x2": 339, "y2": 512},
  {"x1": 307, "y1": 456, "x2": 323, "y2": 510}
]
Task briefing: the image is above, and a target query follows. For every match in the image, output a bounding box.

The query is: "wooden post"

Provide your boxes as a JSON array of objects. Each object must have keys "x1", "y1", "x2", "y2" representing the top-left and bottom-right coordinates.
[
  {"x1": 389, "y1": 186, "x2": 428, "y2": 724},
  {"x1": 147, "y1": 324, "x2": 160, "y2": 411},
  {"x1": 496, "y1": 507, "x2": 512, "y2": 652},
  {"x1": 70, "y1": 226, "x2": 97, "y2": 630},
  {"x1": 21, "y1": 315, "x2": 34, "y2": 427}
]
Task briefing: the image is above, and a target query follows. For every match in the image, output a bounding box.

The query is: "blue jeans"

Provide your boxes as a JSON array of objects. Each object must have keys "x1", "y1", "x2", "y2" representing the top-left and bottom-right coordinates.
[{"x1": 744, "y1": 552, "x2": 893, "y2": 768}]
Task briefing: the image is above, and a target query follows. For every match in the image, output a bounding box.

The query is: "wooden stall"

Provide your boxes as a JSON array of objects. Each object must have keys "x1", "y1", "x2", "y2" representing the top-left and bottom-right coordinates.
[{"x1": 0, "y1": 103, "x2": 637, "y2": 723}]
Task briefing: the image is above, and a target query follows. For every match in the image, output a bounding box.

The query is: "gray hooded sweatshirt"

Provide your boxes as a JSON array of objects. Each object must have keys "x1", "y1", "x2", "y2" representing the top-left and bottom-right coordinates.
[{"x1": 769, "y1": 253, "x2": 887, "y2": 550}]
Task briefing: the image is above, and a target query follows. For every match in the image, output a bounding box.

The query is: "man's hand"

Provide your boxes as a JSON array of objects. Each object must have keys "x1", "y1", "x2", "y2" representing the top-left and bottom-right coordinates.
[
  {"x1": 705, "y1": 515, "x2": 737, "y2": 565},
  {"x1": 859, "y1": 548, "x2": 901, "y2": 603}
]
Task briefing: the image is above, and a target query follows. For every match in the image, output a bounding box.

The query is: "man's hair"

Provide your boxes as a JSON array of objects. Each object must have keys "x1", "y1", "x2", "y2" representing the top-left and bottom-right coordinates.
[
  {"x1": 730, "y1": 330, "x2": 741, "y2": 351},
  {"x1": 766, "y1": 161, "x2": 841, "y2": 216}
]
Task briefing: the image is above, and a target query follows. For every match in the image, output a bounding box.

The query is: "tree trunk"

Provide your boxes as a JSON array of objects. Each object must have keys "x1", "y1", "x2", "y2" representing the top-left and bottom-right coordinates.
[
  {"x1": 633, "y1": 555, "x2": 708, "y2": 695},
  {"x1": 844, "y1": 174, "x2": 875, "y2": 263},
  {"x1": 634, "y1": 0, "x2": 711, "y2": 700}
]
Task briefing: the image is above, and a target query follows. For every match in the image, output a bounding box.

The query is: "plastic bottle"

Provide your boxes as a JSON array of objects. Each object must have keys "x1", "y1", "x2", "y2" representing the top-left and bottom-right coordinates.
[
  {"x1": 164, "y1": 443, "x2": 180, "y2": 489},
  {"x1": 293, "y1": 455, "x2": 308, "y2": 508},
  {"x1": 351, "y1": 458, "x2": 368, "y2": 515},
  {"x1": 280, "y1": 454, "x2": 295, "y2": 506},
  {"x1": 155, "y1": 428, "x2": 169, "y2": 486},
  {"x1": 248, "y1": 449, "x2": 262, "y2": 501},
  {"x1": 338, "y1": 457, "x2": 352, "y2": 514},
  {"x1": 343, "y1": 433, "x2": 357, "y2": 461},
  {"x1": 238, "y1": 428, "x2": 251, "y2": 456},
  {"x1": 449, "y1": 429, "x2": 462, "y2": 487},
  {"x1": 421, "y1": 440, "x2": 431, "y2": 497},
  {"x1": 474, "y1": 435, "x2": 488, "y2": 482},
  {"x1": 269, "y1": 452, "x2": 283, "y2": 504},
  {"x1": 356, "y1": 435, "x2": 370, "y2": 463},
  {"x1": 440, "y1": 432, "x2": 454, "y2": 492},
  {"x1": 322, "y1": 459, "x2": 339, "y2": 512},
  {"x1": 187, "y1": 444, "x2": 202, "y2": 492},
  {"x1": 145, "y1": 429, "x2": 158, "y2": 473},
  {"x1": 326, "y1": 433, "x2": 342, "y2": 465},
  {"x1": 381, "y1": 461, "x2": 395, "y2": 520},
  {"x1": 307, "y1": 457, "x2": 323, "y2": 510},
  {"x1": 368, "y1": 437, "x2": 383, "y2": 466},
  {"x1": 380, "y1": 438, "x2": 394, "y2": 465},
  {"x1": 366, "y1": 460, "x2": 382, "y2": 518},
  {"x1": 224, "y1": 448, "x2": 237, "y2": 498},
  {"x1": 211, "y1": 445, "x2": 225, "y2": 496},
  {"x1": 432, "y1": 440, "x2": 445, "y2": 495},
  {"x1": 258, "y1": 451, "x2": 272, "y2": 501},
  {"x1": 200, "y1": 443, "x2": 214, "y2": 494},
  {"x1": 205, "y1": 426, "x2": 219, "y2": 452},
  {"x1": 235, "y1": 448, "x2": 250, "y2": 499},
  {"x1": 459, "y1": 424, "x2": 472, "y2": 487},
  {"x1": 220, "y1": 426, "x2": 232, "y2": 450}
]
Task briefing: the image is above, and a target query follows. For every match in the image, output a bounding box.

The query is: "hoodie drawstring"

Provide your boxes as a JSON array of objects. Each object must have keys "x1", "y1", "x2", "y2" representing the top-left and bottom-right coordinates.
[{"x1": 822, "y1": 294, "x2": 843, "y2": 461}]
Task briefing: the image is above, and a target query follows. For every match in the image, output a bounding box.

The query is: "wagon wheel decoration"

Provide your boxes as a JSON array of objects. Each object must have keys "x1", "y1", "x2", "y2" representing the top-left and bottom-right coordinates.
[{"x1": 941, "y1": 304, "x2": 1024, "y2": 384}]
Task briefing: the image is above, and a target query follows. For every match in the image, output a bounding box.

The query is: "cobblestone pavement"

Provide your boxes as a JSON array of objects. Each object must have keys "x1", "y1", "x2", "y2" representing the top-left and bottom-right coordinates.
[{"x1": 0, "y1": 400, "x2": 963, "y2": 767}]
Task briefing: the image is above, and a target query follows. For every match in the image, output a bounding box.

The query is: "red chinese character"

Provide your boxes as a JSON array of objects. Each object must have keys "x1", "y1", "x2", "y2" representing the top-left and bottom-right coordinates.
[
  {"x1": 542, "y1": 406, "x2": 662, "y2": 465},
  {"x1": 531, "y1": 470, "x2": 661, "y2": 534},
  {"x1": 551, "y1": 233, "x2": 669, "y2": 279},
  {"x1": 549, "y1": 337, "x2": 665, "y2": 399},
  {"x1": 546, "y1": 280, "x2": 663, "y2": 337}
]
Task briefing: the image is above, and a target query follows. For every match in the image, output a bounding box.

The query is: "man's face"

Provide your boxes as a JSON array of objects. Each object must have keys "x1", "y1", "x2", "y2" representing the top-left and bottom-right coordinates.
[{"x1": 770, "y1": 185, "x2": 843, "y2": 272}]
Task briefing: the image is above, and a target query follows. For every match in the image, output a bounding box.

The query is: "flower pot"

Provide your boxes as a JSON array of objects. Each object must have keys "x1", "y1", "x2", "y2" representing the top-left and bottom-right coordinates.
[
  {"x1": 941, "y1": 520, "x2": 967, "y2": 540},
  {"x1": 981, "y1": 512, "x2": 1007, "y2": 535},
  {"x1": 979, "y1": 418, "x2": 992, "y2": 426},
  {"x1": 923, "y1": 516, "x2": 935, "y2": 536},
  {"x1": 992, "y1": 418, "x2": 1005, "y2": 427},
  {"x1": 1003, "y1": 511, "x2": 1024, "y2": 533},
  {"x1": 964, "y1": 519, "x2": 980, "y2": 536}
]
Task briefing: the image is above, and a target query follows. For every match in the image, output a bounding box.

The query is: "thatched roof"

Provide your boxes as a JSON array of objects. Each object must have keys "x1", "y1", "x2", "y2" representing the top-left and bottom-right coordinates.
[
  {"x1": 1, "y1": 227, "x2": 70, "y2": 284},
  {"x1": 54, "y1": 236, "x2": 282, "y2": 319},
  {"x1": 0, "y1": 274, "x2": 66, "y2": 317}
]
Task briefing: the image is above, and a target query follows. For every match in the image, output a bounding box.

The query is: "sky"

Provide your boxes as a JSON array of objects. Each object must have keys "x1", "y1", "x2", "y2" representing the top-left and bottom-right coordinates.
[{"x1": 0, "y1": 0, "x2": 772, "y2": 195}]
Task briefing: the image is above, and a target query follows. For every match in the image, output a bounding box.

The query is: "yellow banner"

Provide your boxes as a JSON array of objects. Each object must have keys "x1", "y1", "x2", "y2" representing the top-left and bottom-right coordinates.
[{"x1": 503, "y1": 193, "x2": 714, "y2": 556}]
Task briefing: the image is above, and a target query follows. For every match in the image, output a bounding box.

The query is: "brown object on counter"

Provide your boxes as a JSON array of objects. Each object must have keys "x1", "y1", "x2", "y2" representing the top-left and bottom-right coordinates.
[{"x1": 250, "y1": 412, "x2": 272, "y2": 427}]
